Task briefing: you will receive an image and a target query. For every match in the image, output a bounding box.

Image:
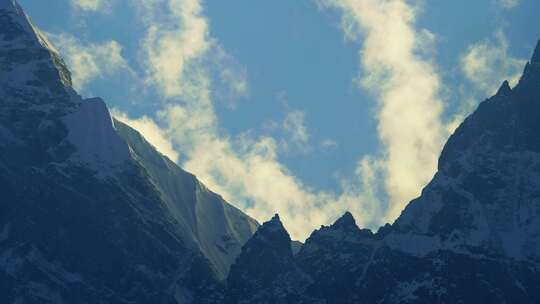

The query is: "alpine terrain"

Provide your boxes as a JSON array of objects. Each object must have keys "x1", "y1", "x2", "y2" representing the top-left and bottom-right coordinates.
[{"x1": 2, "y1": 0, "x2": 540, "y2": 303}]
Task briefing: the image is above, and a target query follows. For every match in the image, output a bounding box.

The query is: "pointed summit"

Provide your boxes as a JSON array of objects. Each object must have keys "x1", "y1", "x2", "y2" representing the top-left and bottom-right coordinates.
[
  {"x1": 532, "y1": 39, "x2": 540, "y2": 64},
  {"x1": 496, "y1": 80, "x2": 511, "y2": 96},
  {"x1": 0, "y1": 0, "x2": 78, "y2": 141},
  {"x1": 332, "y1": 211, "x2": 358, "y2": 230},
  {"x1": 261, "y1": 213, "x2": 286, "y2": 233},
  {"x1": 0, "y1": 0, "x2": 73, "y2": 89}
]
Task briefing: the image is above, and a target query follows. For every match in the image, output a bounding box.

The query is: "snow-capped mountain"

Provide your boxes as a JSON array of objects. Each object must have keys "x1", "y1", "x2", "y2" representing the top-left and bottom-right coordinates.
[
  {"x1": 3, "y1": 0, "x2": 540, "y2": 303},
  {"x1": 0, "y1": 1, "x2": 258, "y2": 302}
]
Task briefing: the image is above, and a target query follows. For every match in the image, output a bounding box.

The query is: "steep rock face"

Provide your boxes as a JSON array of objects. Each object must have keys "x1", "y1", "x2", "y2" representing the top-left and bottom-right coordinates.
[
  {"x1": 114, "y1": 120, "x2": 258, "y2": 279},
  {"x1": 395, "y1": 40, "x2": 540, "y2": 261},
  {"x1": 226, "y1": 215, "x2": 319, "y2": 304}
]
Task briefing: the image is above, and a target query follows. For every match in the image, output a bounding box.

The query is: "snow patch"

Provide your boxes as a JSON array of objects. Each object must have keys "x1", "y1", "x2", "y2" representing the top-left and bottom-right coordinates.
[{"x1": 63, "y1": 98, "x2": 130, "y2": 171}]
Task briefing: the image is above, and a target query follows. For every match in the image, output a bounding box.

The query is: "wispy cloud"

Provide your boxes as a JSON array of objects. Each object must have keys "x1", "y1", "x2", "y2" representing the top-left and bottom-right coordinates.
[
  {"x1": 47, "y1": 33, "x2": 132, "y2": 90},
  {"x1": 445, "y1": 30, "x2": 526, "y2": 133},
  {"x1": 109, "y1": 0, "x2": 378, "y2": 240},
  {"x1": 461, "y1": 30, "x2": 525, "y2": 96},
  {"x1": 317, "y1": 0, "x2": 448, "y2": 222},
  {"x1": 111, "y1": 109, "x2": 179, "y2": 162},
  {"x1": 71, "y1": 0, "x2": 107, "y2": 12},
  {"x1": 135, "y1": 0, "x2": 211, "y2": 101},
  {"x1": 282, "y1": 110, "x2": 310, "y2": 153},
  {"x1": 111, "y1": 0, "x2": 454, "y2": 239},
  {"x1": 499, "y1": 0, "x2": 519, "y2": 9}
]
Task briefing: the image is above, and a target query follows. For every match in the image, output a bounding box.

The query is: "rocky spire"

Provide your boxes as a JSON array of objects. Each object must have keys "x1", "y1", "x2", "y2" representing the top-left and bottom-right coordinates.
[
  {"x1": 246, "y1": 214, "x2": 292, "y2": 256},
  {"x1": 331, "y1": 211, "x2": 358, "y2": 230},
  {"x1": 226, "y1": 214, "x2": 314, "y2": 303},
  {"x1": 532, "y1": 39, "x2": 540, "y2": 64},
  {"x1": 495, "y1": 80, "x2": 511, "y2": 96}
]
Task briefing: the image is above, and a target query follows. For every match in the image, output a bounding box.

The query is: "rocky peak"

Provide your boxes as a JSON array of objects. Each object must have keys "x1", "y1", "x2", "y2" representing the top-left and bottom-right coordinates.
[
  {"x1": 496, "y1": 80, "x2": 512, "y2": 96},
  {"x1": 532, "y1": 39, "x2": 540, "y2": 64},
  {"x1": 331, "y1": 211, "x2": 358, "y2": 231},
  {"x1": 0, "y1": 0, "x2": 73, "y2": 89},
  {"x1": 0, "y1": 0, "x2": 80, "y2": 146},
  {"x1": 226, "y1": 214, "x2": 314, "y2": 302},
  {"x1": 247, "y1": 214, "x2": 292, "y2": 256}
]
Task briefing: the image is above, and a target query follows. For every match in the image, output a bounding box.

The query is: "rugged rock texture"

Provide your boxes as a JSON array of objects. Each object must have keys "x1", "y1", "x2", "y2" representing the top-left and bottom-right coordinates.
[{"x1": 226, "y1": 215, "x2": 320, "y2": 304}]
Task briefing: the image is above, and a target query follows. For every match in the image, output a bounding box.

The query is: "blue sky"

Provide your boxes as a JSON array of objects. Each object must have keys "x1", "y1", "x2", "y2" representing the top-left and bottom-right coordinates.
[{"x1": 18, "y1": 0, "x2": 540, "y2": 239}]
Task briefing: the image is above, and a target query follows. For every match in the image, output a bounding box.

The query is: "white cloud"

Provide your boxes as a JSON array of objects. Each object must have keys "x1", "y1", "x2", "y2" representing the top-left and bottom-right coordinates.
[
  {"x1": 281, "y1": 110, "x2": 310, "y2": 153},
  {"x1": 499, "y1": 0, "x2": 519, "y2": 9},
  {"x1": 321, "y1": 138, "x2": 338, "y2": 149},
  {"x1": 317, "y1": 0, "x2": 448, "y2": 222},
  {"x1": 461, "y1": 30, "x2": 525, "y2": 96},
  {"x1": 111, "y1": 109, "x2": 179, "y2": 162},
  {"x1": 153, "y1": 104, "x2": 376, "y2": 239},
  {"x1": 113, "y1": 0, "x2": 374, "y2": 238},
  {"x1": 115, "y1": 0, "x2": 453, "y2": 239},
  {"x1": 136, "y1": 0, "x2": 211, "y2": 101},
  {"x1": 212, "y1": 45, "x2": 249, "y2": 103},
  {"x1": 47, "y1": 33, "x2": 132, "y2": 90},
  {"x1": 71, "y1": 0, "x2": 106, "y2": 11}
]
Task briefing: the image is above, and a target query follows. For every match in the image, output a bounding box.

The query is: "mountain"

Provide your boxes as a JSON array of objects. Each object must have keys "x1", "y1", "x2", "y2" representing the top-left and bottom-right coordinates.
[
  {"x1": 226, "y1": 215, "x2": 320, "y2": 304},
  {"x1": 0, "y1": 0, "x2": 258, "y2": 302},
  {"x1": 3, "y1": 0, "x2": 540, "y2": 302},
  {"x1": 229, "y1": 40, "x2": 540, "y2": 303}
]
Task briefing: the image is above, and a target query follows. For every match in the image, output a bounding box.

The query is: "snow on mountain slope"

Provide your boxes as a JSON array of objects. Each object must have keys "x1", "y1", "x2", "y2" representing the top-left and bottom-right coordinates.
[
  {"x1": 114, "y1": 120, "x2": 259, "y2": 279},
  {"x1": 63, "y1": 98, "x2": 130, "y2": 170}
]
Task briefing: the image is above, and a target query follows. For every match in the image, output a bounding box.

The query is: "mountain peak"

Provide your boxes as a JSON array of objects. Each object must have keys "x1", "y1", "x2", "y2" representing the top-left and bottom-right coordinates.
[
  {"x1": 331, "y1": 211, "x2": 358, "y2": 230},
  {"x1": 260, "y1": 213, "x2": 287, "y2": 235},
  {"x1": 496, "y1": 80, "x2": 511, "y2": 96},
  {"x1": 532, "y1": 39, "x2": 540, "y2": 64}
]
